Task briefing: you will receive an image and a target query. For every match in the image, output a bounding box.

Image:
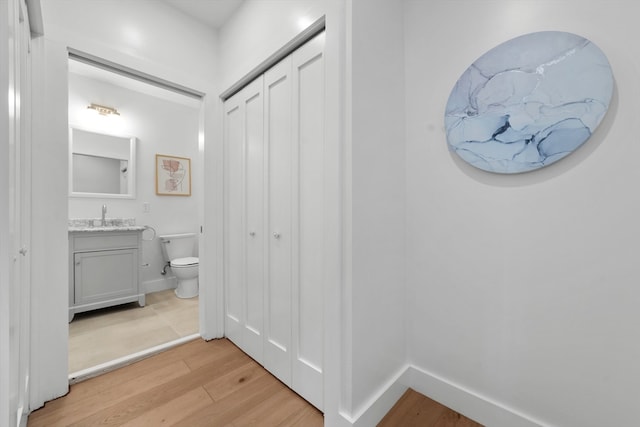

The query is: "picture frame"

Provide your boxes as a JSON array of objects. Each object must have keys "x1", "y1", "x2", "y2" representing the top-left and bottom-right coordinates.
[{"x1": 155, "y1": 154, "x2": 191, "y2": 196}]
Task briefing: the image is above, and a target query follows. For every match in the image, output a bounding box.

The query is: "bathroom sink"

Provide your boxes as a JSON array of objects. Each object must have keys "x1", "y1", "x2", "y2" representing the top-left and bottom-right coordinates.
[
  {"x1": 68, "y1": 218, "x2": 146, "y2": 232},
  {"x1": 68, "y1": 225, "x2": 147, "y2": 232}
]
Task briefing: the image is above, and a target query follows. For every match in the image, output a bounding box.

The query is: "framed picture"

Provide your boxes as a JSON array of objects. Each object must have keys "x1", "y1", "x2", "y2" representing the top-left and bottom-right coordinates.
[{"x1": 156, "y1": 154, "x2": 191, "y2": 196}]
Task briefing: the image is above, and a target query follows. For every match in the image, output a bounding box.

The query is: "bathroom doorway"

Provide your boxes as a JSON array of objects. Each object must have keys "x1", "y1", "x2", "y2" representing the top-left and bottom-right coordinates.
[{"x1": 67, "y1": 55, "x2": 203, "y2": 379}]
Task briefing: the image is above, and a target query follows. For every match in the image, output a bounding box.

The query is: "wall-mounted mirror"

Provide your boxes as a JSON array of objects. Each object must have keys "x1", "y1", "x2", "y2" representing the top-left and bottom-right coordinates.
[{"x1": 69, "y1": 127, "x2": 136, "y2": 198}]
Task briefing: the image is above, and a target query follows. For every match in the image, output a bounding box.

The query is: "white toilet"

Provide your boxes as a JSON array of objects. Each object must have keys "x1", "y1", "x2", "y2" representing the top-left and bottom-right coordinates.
[{"x1": 159, "y1": 233, "x2": 199, "y2": 299}]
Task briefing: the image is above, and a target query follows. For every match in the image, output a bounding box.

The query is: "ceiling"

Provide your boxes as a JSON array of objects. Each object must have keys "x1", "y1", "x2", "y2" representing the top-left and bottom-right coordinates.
[{"x1": 163, "y1": 0, "x2": 245, "y2": 29}]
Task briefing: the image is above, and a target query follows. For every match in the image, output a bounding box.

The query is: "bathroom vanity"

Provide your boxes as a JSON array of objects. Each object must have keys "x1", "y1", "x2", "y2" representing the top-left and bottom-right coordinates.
[{"x1": 68, "y1": 221, "x2": 146, "y2": 322}]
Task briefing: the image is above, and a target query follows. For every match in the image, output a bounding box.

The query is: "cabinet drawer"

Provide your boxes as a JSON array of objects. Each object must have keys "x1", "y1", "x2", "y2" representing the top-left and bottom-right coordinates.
[{"x1": 72, "y1": 232, "x2": 139, "y2": 251}]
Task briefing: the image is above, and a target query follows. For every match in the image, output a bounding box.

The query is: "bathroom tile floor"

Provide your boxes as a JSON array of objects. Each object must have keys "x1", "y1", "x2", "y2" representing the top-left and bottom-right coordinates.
[{"x1": 68, "y1": 289, "x2": 199, "y2": 373}]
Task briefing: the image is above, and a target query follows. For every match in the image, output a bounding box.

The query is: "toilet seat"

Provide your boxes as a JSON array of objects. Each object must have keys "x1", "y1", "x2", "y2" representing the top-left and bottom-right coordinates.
[{"x1": 171, "y1": 256, "x2": 199, "y2": 267}]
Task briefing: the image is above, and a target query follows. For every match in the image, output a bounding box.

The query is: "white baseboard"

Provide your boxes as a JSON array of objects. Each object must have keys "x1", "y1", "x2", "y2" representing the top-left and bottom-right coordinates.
[
  {"x1": 143, "y1": 277, "x2": 176, "y2": 294},
  {"x1": 17, "y1": 406, "x2": 26, "y2": 427},
  {"x1": 405, "y1": 366, "x2": 546, "y2": 427},
  {"x1": 338, "y1": 366, "x2": 409, "y2": 427},
  {"x1": 343, "y1": 365, "x2": 547, "y2": 427}
]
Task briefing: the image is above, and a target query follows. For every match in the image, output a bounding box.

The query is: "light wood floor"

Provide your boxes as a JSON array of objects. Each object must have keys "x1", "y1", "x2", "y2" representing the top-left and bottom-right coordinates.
[
  {"x1": 29, "y1": 338, "x2": 323, "y2": 427},
  {"x1": 378, "y1": 388, "x2": 483, "y2": 427},
  {"x1": 69, "y1": 289, "x2": 198, "y2": 373},
  {"x1": 33, "y1": 336, "x2": 482, "y2": 427}
]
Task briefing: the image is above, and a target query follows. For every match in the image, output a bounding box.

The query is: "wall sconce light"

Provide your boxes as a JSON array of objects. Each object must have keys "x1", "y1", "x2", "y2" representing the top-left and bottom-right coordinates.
[{"x1": 87, "y1": 103, "x2": 120, "y2": 116}]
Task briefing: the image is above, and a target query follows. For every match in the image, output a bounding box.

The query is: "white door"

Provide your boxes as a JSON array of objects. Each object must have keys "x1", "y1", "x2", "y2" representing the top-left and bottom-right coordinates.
[
  {"x1": 224, "y1": 84, "x2": 243, "y2": 347},
  {"x1": 2, "y1": 0, "x2": 33, "y2": 424},
  {"x1": 17, "y1": 2, "x2": 33, "y2": 420},
  {"x1": 223, "y1": 31, "x2": 325, "y2": 411},
  {"x1": 263, "y1": 56, "x2": 294, "y2": 385},
  {"x1": 291, "y1": 32, "x2": 325, "y2": 410},
  {"x1": 244, "y1": 77, "x2": 266, "y2": 362},
  {"x1": 224, "y1": 77, "x2": 265, "y2": 363}
]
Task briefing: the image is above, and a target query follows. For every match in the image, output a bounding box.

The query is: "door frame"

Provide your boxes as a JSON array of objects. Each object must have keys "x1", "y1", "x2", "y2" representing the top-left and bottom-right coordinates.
[
  {"x1": 28, "y1": 41, "x2": 217, "y2": 412},
  {"x1": 2, "y1": 0, "x2": 39, "y2": 424}
]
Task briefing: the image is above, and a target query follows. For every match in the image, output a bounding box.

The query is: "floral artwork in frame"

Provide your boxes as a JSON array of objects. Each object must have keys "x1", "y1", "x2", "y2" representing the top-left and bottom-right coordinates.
[{"x1": 156, "y1": 154, "x2": 191, "y2": 196}]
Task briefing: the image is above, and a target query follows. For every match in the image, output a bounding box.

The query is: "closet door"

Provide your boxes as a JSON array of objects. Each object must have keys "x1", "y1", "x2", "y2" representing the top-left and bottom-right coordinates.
[
  {"x1": 263, "y1": 57, "x2": 294, "y2": 385},
  {"x1": 263, "y1": 32, "x2": 326, "y2": 409},
  {"x1": 224, "y1": 77, "x2": 265, "y2": 362},
  {"x1": 223, "y1": 89, "x2": 244, "y2": 347},
  {"x1": 291, "y1": 32, "x2": 325, "y2": 410},
  {"x1": 244, "y1": 77, "x2": 266, "y2": 361},
  {"x1": 223, "y1": 31, "x2": 325, "y2": 411}
]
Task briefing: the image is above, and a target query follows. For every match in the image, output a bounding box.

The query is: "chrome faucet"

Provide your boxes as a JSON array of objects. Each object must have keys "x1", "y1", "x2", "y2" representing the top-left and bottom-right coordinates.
[{"x1": 101, "y1": 204, "x2": 107, "y2": 226}]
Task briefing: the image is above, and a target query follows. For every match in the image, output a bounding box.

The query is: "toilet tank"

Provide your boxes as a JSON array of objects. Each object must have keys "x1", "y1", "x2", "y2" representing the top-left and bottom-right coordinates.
[{"x1": 159, "y1": 233, "x2": 197, "y2": 261}]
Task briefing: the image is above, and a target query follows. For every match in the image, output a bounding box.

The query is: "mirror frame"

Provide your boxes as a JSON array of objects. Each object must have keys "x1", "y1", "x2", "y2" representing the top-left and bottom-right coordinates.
[{"x1": 69, "y1": 126, "x2": 137, "y2": 199}]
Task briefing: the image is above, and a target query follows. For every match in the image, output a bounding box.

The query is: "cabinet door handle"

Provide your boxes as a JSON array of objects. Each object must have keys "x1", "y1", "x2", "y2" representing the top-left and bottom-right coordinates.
[
  {"x1": 273, "y1": 232, "x2": 281, "y2": 239},
  {"x1": 249, "y1": 231, "x2": 256, "y2": 237},
  {"x1": 75, "y1": 261, "x2": 81, "y2": 266}
]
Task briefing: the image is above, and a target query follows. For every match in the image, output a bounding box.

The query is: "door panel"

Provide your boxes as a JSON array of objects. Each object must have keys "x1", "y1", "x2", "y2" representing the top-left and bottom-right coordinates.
[
  {"x1": 6, "y1": 1, "x2": 34, "y2": 422},
  {"x1": 224, "y1": 96, "x2": 244, "y2": 345},
  {"x1": 264, "y1": 57, "x2": 293, "y2": 385},
  {"x1": 292, "y1": 32, "x2": 325, "y2": 410},
  {"x1": 224, "y1": 78, "x2": 266, "y2": 363},
  {"x1": 243, "y1": 77, "x2": 265, "y2": 362}
]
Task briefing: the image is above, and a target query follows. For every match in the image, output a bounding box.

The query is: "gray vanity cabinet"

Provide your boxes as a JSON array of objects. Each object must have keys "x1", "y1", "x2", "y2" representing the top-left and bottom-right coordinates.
[{"x1": 68, "y1": 229, "x2": 145, "y2": 322}]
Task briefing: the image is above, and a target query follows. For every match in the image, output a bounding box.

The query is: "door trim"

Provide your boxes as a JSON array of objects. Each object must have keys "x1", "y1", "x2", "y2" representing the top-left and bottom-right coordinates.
[{"x1": 219, "y1": 15, "x2": 326, "y2": 101}]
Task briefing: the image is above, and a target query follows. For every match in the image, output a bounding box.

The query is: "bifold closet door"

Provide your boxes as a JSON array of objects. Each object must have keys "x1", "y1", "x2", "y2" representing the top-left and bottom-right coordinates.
[
  {"x1": 224, "y1": 77, "x2": 265, "y2": 363},
  {"x1": 262, "y1": 32, "x2": 325, "y2": 409},
  {"x1": 290, "y1": 32, "x2": 325, "y2": 410},
  {"x1": 223, "y1": 31, "x2": 325, "y2": 411},
  {"x1": 263, "y1": 56, "x2": 294, "y2": 386}
]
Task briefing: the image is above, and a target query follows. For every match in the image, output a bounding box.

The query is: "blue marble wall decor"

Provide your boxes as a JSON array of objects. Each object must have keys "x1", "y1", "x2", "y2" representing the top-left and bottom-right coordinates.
[{"x1": 444, "y1": 31, "x2": 613, "y2": 174}]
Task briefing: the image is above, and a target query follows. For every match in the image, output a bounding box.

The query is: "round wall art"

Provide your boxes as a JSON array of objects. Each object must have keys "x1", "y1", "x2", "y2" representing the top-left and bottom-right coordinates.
[{"x1": 444, "y1": 31, "x2": 613, "y2": 174}]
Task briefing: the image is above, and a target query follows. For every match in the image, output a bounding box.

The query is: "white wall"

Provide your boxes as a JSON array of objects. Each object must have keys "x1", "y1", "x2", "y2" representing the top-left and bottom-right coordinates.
[
  {"x1": 41, "y1": 0, "x2": 217, "y2": 92},
  {"x1": 68, "y1": 73, "x2": 201, "y2": 291},
  {"x1": 218, "y1": 0, "x2": 326, "y2": 91},
  {"x1": 345, "y1": 0, "x2": 407, "y2": 422},
  {"x1": 404, "y1": 1, "x2": 640, "y2": 426}
]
